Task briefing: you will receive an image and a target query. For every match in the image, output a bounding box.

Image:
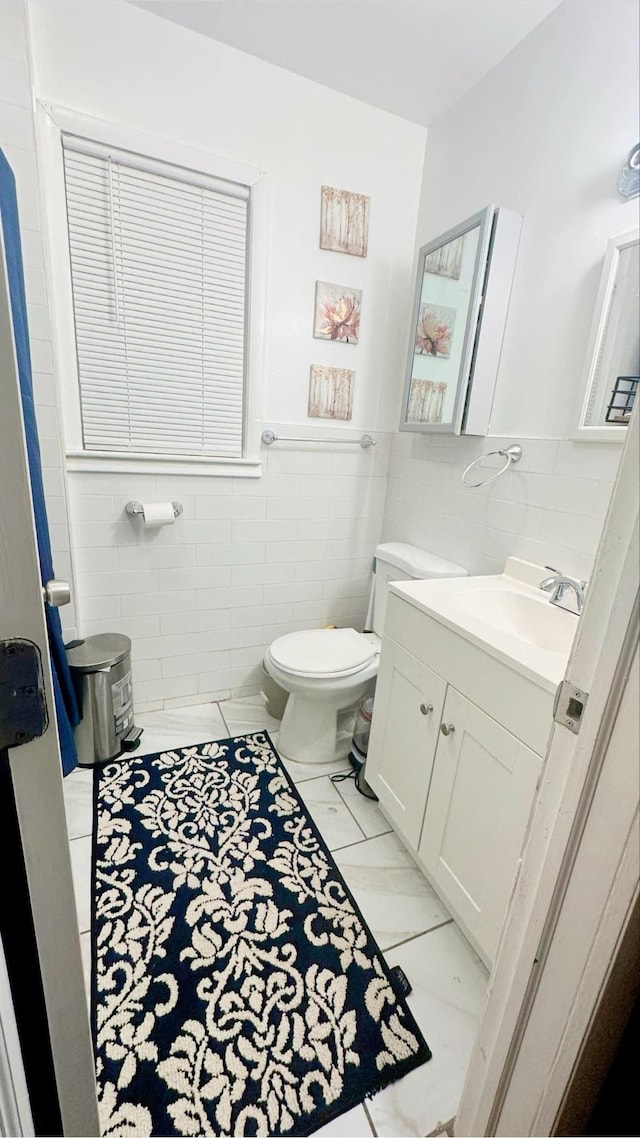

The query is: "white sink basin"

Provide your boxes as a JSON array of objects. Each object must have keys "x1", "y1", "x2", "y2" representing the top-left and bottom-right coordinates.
[
  {"x1": 389, "y1": 557, "x2": 580, "y2": 692},
  {"x1": 457, "y1": 587, "x2": 577, "y2": 654}
]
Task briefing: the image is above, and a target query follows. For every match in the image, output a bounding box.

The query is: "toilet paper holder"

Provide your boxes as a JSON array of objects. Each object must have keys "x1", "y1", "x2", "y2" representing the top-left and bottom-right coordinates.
[{"x1": 125, "y1": 500, "x2": 184, "y2": 519}]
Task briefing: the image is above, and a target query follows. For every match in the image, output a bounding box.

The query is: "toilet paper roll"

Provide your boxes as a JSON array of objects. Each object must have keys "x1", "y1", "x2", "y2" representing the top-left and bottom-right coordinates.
[{"x1": 141, "y1": 501, "x2": 175, "y2": 527}]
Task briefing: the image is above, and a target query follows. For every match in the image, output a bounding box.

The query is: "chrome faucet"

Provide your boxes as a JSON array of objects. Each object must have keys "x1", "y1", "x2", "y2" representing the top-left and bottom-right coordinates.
[{"x1": 539, "y1": 567, "x2": 587, "y2": 615}]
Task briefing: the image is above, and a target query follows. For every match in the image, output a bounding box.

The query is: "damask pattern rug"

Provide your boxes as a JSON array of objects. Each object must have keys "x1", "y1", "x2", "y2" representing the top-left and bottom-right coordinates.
[{"x1": 91, "y1": 732, "x2": 431, "y2": 1137}]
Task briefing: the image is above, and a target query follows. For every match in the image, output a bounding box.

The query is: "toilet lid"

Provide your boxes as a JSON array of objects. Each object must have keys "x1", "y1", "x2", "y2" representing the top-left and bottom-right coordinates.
[{"x1": 269, "y1": 628, "x2": 377, "y2": 678}]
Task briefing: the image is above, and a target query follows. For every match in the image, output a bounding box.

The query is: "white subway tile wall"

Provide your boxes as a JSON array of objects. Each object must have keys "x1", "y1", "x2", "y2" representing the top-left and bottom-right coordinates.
[
  {"x1": 2, "y1": 0, "x2": 625, "y2": 717},
  {"x1": 69, "y1": 438, "x2": 390, "y2": 710},
  {"x1": 382, "y1": 432, "x2": 621, "y2": 582},
  {"x1": 0, "y1": 2, "x2": 76, "y2": 634}
]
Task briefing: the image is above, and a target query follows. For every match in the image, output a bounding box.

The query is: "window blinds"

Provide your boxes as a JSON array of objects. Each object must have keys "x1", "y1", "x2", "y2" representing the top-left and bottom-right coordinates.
[{"x1": 62, "y1": 137, "x2": 250, "y2": 458}]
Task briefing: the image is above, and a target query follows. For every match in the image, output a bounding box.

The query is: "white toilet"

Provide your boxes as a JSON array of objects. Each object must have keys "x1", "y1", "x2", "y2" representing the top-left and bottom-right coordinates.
[{"x1": 265, "y1": 543, "x2": 467, "y2": 765}]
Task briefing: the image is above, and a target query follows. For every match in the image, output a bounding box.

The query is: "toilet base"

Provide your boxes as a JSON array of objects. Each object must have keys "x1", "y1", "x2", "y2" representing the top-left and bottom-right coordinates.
[{"x1": 277, "y1": 688, "x2": 366, "y2": 765}]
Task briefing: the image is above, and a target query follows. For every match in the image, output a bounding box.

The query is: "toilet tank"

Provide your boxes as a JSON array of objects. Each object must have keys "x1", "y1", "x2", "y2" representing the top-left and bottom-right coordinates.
[{"x1": 371, "y1": 543, "x2": 467, "y2": 637}]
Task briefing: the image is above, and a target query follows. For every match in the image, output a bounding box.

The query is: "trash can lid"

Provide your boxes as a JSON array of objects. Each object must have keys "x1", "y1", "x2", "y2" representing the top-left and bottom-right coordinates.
[{"x1": 66, "y1": 633, "x2": 131, "y2": 673}]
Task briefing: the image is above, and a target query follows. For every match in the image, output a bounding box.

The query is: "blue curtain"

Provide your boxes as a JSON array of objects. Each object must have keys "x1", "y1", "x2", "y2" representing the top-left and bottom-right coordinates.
[{"x1": 0, "y1": 149, "x2": 79, "y2": 775}]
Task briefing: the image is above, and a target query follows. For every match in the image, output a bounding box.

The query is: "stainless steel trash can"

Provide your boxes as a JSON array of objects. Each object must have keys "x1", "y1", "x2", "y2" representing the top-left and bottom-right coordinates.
[{"x1": 67, "y1": 633, "x2": 141, "y2": 765}]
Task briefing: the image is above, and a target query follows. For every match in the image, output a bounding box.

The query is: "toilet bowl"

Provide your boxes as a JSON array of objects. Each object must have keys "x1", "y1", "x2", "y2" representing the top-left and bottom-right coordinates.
[
  {"x1": 265, "y1": 544, "x2": 467, "y2": 765},
  {"x1": 265, "y1": 628, "x2": 380, "y2": 765}
]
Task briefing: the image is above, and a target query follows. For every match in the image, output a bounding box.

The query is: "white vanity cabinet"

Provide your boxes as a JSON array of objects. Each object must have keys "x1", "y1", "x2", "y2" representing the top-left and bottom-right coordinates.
[
  {"x1": 366, "y1": 589, "x2": 553, "y2": 967},
  {"x1": 367, "y1": 639, "x2": 446, "y2": 849},
  {"x1": 419, "y1": 687, "x2": 541, "y2": 963}
]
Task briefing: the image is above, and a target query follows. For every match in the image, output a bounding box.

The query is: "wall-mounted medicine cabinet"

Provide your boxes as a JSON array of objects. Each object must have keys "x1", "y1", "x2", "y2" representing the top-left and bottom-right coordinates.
[{"x1": 400, "y1": 204, "x2": 522, "y2": 436}]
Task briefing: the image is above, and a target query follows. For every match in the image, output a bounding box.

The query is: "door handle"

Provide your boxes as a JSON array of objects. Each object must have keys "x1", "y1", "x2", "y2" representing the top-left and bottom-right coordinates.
[
  {"x1": 43, "y1": 579, "x2": 71, "y2": 608},
  {"x1": 419, "y1": 703, "x2": 433, "y2": 716},
  {"x1": 440, "y1": 723, "x2": 455, "y2": 736}
]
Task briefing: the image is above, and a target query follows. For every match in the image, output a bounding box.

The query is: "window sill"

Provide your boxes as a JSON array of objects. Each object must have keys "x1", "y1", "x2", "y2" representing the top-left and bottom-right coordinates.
[{"x1": 65, "y1": 451, "x2": 263, "y2": 478}]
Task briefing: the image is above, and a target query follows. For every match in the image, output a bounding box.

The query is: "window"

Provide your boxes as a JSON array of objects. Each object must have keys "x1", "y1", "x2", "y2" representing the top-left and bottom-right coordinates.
[{"x1": 61, "y1": 136, "x2": 250, "y2": 460}]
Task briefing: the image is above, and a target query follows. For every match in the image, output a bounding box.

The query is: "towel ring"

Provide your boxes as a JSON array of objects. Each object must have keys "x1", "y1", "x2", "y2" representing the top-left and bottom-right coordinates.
[{"x1": 461, "y1": 444, "x2": 522, "y2": 488}]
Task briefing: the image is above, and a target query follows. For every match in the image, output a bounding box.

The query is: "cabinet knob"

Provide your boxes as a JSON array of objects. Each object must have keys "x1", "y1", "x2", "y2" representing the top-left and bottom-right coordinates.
[
  {"x1": 419, "y1": 703, "x2": 433, "y2": 716},
  {"x1": 440, "y1": 723, "x2": 456, "y2": 736}
]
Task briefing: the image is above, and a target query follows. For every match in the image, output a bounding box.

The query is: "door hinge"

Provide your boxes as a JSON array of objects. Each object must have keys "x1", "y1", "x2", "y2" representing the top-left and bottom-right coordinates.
[
  {"x1": 553, "y1": 679, "x2": 589, "y2": 734},
  {"x1": 0, "y1": 639, "x2": 49, "y2": 750}
]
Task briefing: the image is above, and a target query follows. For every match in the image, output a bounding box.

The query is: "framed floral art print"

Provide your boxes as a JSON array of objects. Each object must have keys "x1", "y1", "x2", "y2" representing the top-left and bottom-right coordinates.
[{"x1": 313, "y1": 281, "x2": 362, "y2": 345}]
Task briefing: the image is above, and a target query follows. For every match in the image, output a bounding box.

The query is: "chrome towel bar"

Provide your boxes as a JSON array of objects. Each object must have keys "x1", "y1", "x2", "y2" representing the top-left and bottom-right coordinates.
[{"x1": 261, "y1": 429, "x2": 376, "y2": 449}]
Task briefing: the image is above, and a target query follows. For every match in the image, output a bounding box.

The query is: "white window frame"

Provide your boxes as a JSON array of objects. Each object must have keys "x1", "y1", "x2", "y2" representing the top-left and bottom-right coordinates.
[{"x1": 36, "y1": 103, "x2": 268, "y2": 476}]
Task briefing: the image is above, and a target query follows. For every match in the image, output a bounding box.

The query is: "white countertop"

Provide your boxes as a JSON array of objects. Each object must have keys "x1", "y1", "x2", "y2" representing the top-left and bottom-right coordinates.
[{"x1": 389, "y1": 557, "x2": 577, "y2": 694}]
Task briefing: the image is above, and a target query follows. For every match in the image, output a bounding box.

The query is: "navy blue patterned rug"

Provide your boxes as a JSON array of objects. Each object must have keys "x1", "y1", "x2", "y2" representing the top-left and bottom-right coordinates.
[{"x1": 91, "y1": 732, "x2": 431, "y2": 1137}]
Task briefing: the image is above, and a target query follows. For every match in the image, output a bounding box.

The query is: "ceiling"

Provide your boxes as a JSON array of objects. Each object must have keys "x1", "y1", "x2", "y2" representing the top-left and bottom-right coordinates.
[{"x1": 132, "y1": 0, "x2": 561, "y2": 126}]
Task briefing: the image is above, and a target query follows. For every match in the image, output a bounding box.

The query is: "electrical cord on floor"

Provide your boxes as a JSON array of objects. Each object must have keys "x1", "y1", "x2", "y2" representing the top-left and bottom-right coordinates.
[{"x1": 330, "y1": 766, "x2": 379, "y2": 802}]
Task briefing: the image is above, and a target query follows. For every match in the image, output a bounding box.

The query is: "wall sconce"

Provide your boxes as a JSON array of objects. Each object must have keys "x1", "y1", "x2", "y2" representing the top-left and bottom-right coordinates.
[{"x1": 617, "y1": 144, "x2": 640, "y2": 200}]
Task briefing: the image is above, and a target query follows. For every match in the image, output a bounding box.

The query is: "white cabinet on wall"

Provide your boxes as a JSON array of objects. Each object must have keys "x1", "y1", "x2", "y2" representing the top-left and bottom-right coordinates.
[
  {"x1": 399, "y1": 205, "x2": 522, "y2": 437},
  {"x1": 366, "y1": 589, "x2": 552, "y2": 967}
]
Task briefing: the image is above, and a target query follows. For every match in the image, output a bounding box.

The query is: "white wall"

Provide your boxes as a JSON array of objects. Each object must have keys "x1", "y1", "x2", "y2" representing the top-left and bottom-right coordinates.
[
  {"x1": 382, "y1": 0, "x2": 639, "y2": 581},
  {"x1": 28, "y1": 0, "x2": 426, "y2": 709},
  {"x1": 383, "y1": 431, "x2": 620, "y2": 581},
  {"x1": 14, "y1": 0, "x2": 636, "y2": 710},
  {"x1": 415, "y1": 0, "x2": 639, "y2": 442},
  {"x1": 29, "y1": 0, "x2": 426, "y2": 434},
  {"x1": 0, "y1": 1, "x2": 76, "y2": 633}
]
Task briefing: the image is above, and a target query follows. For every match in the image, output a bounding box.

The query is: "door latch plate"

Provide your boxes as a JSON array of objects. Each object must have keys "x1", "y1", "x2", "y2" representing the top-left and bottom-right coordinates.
[
  {"x1": 0, "y1": 639, "x2": 49, "y2": 749},
  {"x1": 553, "y1": 679, "x2": 588, "y2": 734}
]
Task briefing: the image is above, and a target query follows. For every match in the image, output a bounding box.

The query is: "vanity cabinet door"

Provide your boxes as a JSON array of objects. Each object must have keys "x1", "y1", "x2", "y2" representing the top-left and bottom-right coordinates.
[
  {"x1": 366, "y1": 639, "x2": 446, "y2": 850},
  {"x1": 420, "y1": 687, "x2": 542, "y2": 964}
]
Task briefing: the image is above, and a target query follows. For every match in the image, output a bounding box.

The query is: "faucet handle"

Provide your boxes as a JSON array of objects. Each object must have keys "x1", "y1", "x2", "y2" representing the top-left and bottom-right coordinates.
[{"x1": 539, "y1": 566, "x2": 562, "y2": 592}]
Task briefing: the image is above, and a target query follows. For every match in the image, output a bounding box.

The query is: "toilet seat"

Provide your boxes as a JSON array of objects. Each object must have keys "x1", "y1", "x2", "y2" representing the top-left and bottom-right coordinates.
[{"x1": 268, "y1": 628, "x2": 377, "y2": 679}]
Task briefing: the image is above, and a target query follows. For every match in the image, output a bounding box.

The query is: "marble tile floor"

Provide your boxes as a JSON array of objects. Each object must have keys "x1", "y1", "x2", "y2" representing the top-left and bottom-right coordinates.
[{"x1": 63, "y1": 694, "x2": 488, "y2": 1138}]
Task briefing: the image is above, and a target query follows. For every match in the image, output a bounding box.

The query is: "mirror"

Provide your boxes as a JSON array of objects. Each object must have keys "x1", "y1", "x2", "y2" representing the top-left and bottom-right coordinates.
[
  {"x1": 400, "y1": 206, "x2": 494, "y2": 434},
  {"x1": 577, "y1": 228, "x2": 639, "y2": 440}
]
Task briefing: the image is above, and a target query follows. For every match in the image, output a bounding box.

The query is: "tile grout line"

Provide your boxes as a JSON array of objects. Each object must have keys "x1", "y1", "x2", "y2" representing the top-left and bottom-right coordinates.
[
  {"x1": 332, "y1": 776, "x2": 392, "y2": 843},
  {"x1": 285, "y1": 764, "x2": 352, "y2": 786},
  {"x1": 325, "y1": 831, "x2": 377, "y2": 856},
  {"x1": 221, "y1": 720, "x2": 282, "y2": 741},
  {"x1": 362, "y1": 1100, "x2": 378, "y2": 1137},
  {"x1": 321, "y1": 773, "x2": 369, "y2": 843},
  {"x1": 383, "y1": 917, "x2": 455, "y2": 956},
  {"x1": 330, "y1": 773, "x2": 375, "y2": 841},
  {"x1": 217, "y1": 701, "x2": 232, "y2": 736},
  {"x1": 292, "y1": 771, "x2": 387, "y2": 855}
]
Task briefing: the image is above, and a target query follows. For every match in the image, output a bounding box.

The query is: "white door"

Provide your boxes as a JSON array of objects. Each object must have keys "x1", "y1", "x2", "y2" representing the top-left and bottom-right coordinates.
[
  {"x1": 420, "y1": 687, "x2": 541, "y2": 964},
  {"x1": 0, "y1": 216, "x2": 98, "y2": 1131},
  {"x1": 456, "y1": 411, "x2": 639, "y2": 1137},
  {"x1": 366, "y1": 639, "x2": 446, "y2": 849}
]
